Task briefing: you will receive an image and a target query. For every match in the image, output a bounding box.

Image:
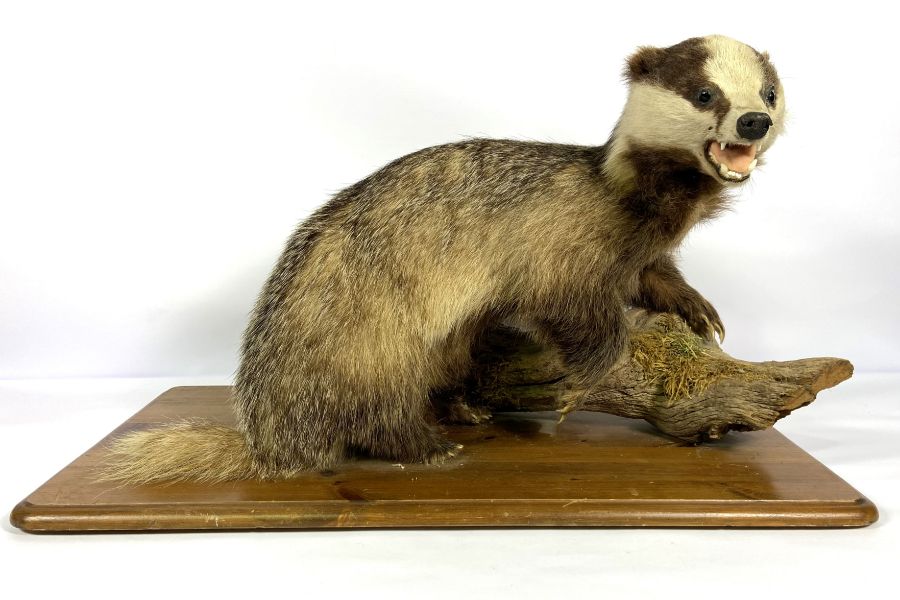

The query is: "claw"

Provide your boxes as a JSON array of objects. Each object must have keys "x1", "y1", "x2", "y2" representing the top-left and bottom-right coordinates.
[
  {"x1": 556, "y1": 406, "x2": 574, "y2": 424},
  {"x1": 556, "y1": 403, "x2": 576, "y2": 422},
  {"x1": 714, "y1": 321, "x2": 726, "y2": 344},
  {"x1": 700, "y1": 314, "x2": 715, "y2": 342},
  {"x1": 556, "y1": 392, "x2": 583, "y2": 423}
]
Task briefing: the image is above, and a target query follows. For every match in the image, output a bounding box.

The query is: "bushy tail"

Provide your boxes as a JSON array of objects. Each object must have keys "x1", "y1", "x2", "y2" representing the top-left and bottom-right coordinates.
[{"x1": 99, "y1": 420, "x2": 256, "y2": 484}]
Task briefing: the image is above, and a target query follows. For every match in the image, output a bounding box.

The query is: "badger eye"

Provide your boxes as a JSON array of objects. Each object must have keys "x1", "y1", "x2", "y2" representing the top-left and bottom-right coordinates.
[
  {"x1": 697, "y1": 88, "x2": 713, "y2": 104},
  {"x1": 765, "y1": 85, "x2": 777, "y2": 106}
]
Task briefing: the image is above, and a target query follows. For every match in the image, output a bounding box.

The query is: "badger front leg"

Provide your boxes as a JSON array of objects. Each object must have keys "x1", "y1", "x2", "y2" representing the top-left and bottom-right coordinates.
[
  {"x1": 633, "y1": 255, "x2": 725, "y2": 343},
  {"x1": 537, "y1": 300, "x2": 628, "y2": 420}
]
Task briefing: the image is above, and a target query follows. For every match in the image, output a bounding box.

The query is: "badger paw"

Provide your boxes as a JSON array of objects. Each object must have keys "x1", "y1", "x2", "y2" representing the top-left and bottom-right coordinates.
[
  {"x1": 444, "y1": 400, "x2": 493, "y2": 425},
  {"x1": 424, "y1": 441, "x2": 465, "y2": 465},
  {"x1": 674, "y1": 294, "x2": 725, "y2": 344},
  {"x1": 556, "y1": 388, "x2": 589, "y2": 423}
]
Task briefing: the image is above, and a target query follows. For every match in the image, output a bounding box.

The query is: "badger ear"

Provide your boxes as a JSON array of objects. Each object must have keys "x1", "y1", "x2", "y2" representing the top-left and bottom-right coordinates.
[{"x1": 625, "y1": 46, "x2": 665, "y2": 81}]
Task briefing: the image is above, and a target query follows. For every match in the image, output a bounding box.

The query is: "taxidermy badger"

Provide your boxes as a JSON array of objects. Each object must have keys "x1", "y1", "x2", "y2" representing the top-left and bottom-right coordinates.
[{"x1": 105, "y1": 34, "x2": 785, "y2": 483}]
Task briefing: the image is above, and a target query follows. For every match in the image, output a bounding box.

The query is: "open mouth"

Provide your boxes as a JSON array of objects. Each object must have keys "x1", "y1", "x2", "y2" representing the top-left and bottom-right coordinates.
[{"x1": 705, "y1": 141, "x2": 758, "y2": 182}]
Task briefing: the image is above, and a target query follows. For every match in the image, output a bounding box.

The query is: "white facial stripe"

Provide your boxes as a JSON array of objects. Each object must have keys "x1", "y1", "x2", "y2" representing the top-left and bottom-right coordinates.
[
  {"x1": 616, "y1": 82, "x2": 715, "y2": 148},
  {"x1": 605, "y1": 82, "x2": 718, "y2": 185},
  {"x1": 703, "y1": 35, "x2": 787, "y2": 151},
  {"x1": 704, "y1": 35, "x2": 767, "y2": 113}
]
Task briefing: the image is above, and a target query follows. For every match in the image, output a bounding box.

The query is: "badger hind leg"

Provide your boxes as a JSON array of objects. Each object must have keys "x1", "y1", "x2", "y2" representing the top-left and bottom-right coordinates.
[
  {"x1": 352, "y1": 393, "x2": 464, "y2": 465},
  {"x1": 239, "y1": 374, "x2": 462, "y2": 473},
  {"x1": 245, "y1": 426, "x2": 350, "y2": 479},
  {"x1": 342, "y1": 316, "x2": 489, "y2": 463},
  {"x1": 235, "y1": 382, "x2": 352, "y2": 477}
]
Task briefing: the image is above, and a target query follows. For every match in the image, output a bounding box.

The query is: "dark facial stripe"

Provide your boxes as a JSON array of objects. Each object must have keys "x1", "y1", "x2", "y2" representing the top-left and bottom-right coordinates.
[
  {"x1": 708, "y1": 83, "x2": 731, "y2": 127},
  {"x1": 755, "y1": 50, "x2": 779, "y2": 87},
  {"x1": 753, "y1": 49, "x2": 781, "y2": 109},
  {"x1": 626, "y1": 37, "x2": 730, "y2": 125}
]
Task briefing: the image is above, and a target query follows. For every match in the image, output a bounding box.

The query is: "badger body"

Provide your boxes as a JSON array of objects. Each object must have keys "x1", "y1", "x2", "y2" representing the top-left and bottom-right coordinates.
[{"x1": 105, "y1": 35, "x2": 785, "y2": 483}]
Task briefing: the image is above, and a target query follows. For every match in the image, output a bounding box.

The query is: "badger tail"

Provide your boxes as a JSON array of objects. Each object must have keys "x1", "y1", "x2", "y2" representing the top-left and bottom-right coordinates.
[{"x1": 98, "y1": 420, "x2": 256, "y2": 484}]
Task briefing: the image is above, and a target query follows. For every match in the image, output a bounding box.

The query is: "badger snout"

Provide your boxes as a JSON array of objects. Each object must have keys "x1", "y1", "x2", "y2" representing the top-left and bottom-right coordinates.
[{"x1": 737, "y1": 112, "x2": 772, "y2": 140}]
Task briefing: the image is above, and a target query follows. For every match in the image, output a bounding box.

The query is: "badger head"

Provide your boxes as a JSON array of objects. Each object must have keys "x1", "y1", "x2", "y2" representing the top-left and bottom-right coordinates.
[{"x1": 607, "y1": 35, "x2": 785, "y2": 186}]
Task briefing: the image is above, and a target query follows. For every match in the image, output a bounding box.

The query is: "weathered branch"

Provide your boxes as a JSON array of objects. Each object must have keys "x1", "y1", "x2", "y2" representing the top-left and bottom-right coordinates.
[{"x1": 465, "y1": 309, "x2": 853, "y2": 442}]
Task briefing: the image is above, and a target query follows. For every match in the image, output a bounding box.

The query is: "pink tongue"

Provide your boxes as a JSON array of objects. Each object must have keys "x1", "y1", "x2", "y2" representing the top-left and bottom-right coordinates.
[{"x1": 710, "y1": 142, "x2": 757, "y2": 173}]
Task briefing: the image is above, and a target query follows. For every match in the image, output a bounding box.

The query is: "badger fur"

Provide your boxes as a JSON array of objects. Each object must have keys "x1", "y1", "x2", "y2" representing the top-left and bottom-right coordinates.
[{"x1": 104, "y1": 35, "x2": 785, "y2": 483}]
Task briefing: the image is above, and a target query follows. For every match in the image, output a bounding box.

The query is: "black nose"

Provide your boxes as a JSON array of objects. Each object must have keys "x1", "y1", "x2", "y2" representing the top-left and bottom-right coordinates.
[{"x1": 736, "y1": 112, "x2": 772, "y2": 140}]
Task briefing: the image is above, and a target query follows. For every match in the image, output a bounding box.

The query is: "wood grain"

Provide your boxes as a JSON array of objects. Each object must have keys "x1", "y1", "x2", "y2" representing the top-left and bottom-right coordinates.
[{"x1": 10, "y1": 386, "x2": 877, "y2": 532}]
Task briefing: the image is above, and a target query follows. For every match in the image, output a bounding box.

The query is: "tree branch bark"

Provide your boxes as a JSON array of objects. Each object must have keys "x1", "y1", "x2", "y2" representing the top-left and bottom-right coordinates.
[{"x1": 465, "y1": 309, "x2": 853, "y2": 442}]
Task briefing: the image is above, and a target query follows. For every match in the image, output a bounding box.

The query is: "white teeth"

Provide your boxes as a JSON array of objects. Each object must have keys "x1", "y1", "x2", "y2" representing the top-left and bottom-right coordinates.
[
  {"x1": 716, "y1": 162, "x2": 747, "y2": 181},
  {"x1": 707, "y1": 141, "x2": 754, "y2": 181}
]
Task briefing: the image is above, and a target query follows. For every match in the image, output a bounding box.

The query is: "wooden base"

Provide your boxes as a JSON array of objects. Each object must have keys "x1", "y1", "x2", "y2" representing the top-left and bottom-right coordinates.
[{"x1": 11, "y1": 386, "x2": 877, "y2": 532}]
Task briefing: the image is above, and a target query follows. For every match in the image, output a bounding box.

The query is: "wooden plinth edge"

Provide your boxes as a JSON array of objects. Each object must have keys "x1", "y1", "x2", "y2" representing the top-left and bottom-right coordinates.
[{"x1": 9, "y1": 386, "x2": 879, "y2": 532}]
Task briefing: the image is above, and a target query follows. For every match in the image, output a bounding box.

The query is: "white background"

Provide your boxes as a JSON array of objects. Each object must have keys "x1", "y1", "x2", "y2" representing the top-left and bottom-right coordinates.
[
  {"x1": 2, "y1": 0, "x2": 898, "y2": 378},
  {"x1": 1, "y1": 1, "x2": 898, "y2": 598}
]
